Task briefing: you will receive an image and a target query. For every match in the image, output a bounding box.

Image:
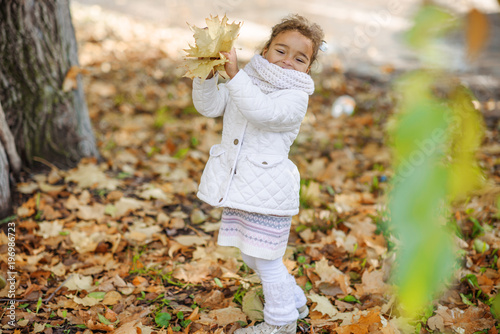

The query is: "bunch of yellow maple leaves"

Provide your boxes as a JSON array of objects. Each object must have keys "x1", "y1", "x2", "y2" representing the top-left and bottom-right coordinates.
[{"x1": 183, "y1": 15, "x2": 242, "y2": 80}]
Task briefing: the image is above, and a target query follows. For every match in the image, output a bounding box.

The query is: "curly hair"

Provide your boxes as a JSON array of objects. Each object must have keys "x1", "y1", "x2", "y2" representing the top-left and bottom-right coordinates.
[{"x1": 261, "y1": 14, "x2": 325, "y2": 66}]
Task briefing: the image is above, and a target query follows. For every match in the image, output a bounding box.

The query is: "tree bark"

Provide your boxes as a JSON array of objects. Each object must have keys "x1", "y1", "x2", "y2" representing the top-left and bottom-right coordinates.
[
  {"x1": 0, "y1": 0, "x2": 98, "y2": 218},
  {"x1": 0, "y1": 0, "x2": 98, "y2": 168},
  {"x1": 0, "y1": 144, "x2": 11, "y2": 218},
  {"x1": 0, "y1": 101, "x2": 21, "y2": 217}
]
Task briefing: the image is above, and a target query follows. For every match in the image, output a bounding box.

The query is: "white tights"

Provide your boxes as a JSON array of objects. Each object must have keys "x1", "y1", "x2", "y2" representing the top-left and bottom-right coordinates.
[
  {"x1": 240, "y1": 252, "x2": 307, "y2": 326},
  {"x1": 240, "y1": 253, "x2": 289, "y2": 283}
]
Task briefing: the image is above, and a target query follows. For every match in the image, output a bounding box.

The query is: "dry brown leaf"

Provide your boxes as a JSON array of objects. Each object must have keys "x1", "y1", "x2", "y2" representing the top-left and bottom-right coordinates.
[
  {"x1": 77, "y1": 203, "x2": 106, "y2": 221},
  {"x1": 190, "y1": 208, "x2": 208, "y2": 224},
  {"x1": 242, "y1": 289, "x2": 264, "y2": 321},
  {"x1": 138, "y1": 184, "x2": 173, "y2": 202},
  {"x1": 103, "y1": 290, "x2": 122, "y2": 305},
  {"x1": 466, "y1": 9, "x2": 490, "y2": 60},
  {"x1": 334, "y1": 310, "x2": 383, "y2": 334},
  {"x1": 308, "y1": 293, "x2": 338, "y2": 318},
  {"x1": 124, "y1": 222, "x2": 162, "y2": 244},
  {"x1": 132, "y1": 276, "x2": 148, "y2": 287},
  {"x1": 429, "y1": 305, "x2": 496, "y2": 334},
  {"x1": 354, "y1": 270, "x2": 390, "y2": 298},
  {"x1": 64, "y1": 274, "x2": 93, "y2": 291},
  {"x1": 65, "y1": 163, "x2": 121, "y2": 190},
  {"x1": 174, "y1": 234, "x2": 211, "y2": 246},
  {"x1": 172, "y1": 261, "x2": 211, "y2": 283},
  {"x1": 43, "y1": 262, "x2": 67, "y2": 277},
  {"x1": 66, "y1": 294, "x2": 101, "y2": 307},
  {"x1": 301, "y1": 181, "x2": 322, "y2": 207},
  {"x1": 187, "y1": 307, "x2": 200, "y2": 321},
  {"x1": 315, "y1": 257, "x2": 352, "y2": 295},
  {"x1": 208, "y1": 307, "x2": 247, "y2": 326},
  {"x1": 36, "y1": 220, "x2": 64, "y2": 239},
  {"x1": 114, "y1": 197, "x2": 148, "y2": 218},
  {"x1": 194, "y1": 290, "x2": 225, "y2": 309},
  {"x1": 16, "y1": 181, "x2": 39, "y2": 194}
]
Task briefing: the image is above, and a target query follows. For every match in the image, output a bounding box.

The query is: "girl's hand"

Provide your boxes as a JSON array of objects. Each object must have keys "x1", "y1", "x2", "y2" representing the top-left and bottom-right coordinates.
[{"x1": 221, "y1": 48, "x2": 239, "y2": 79}]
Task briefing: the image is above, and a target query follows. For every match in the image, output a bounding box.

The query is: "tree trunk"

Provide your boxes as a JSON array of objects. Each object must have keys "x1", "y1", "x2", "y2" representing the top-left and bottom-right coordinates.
[
  {"x1": 0, "y1": 101, "x2": 21, "y2": 218},
  {"x1": 0, "y1": 0, "x2": 98, "y2": 217},
  {"x1": 0, "y1": 143, "x2": 10, "y2": 218}
]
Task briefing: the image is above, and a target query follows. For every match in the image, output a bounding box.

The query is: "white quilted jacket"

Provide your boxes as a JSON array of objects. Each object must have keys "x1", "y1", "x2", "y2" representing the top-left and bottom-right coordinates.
[{"x1": 192, "y1": 59, "x2": 313, "y2": 216}]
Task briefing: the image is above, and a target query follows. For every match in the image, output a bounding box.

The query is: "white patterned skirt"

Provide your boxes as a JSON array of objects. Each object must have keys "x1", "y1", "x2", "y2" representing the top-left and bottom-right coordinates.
[{"x1": 217, "y1": 208, "x2": 292, "y2": 260}]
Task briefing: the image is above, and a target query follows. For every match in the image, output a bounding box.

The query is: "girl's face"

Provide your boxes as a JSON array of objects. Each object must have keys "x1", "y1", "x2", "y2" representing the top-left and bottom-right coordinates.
[{"x1": 262, "y1": 30, "x2": 313, "y2": 73}]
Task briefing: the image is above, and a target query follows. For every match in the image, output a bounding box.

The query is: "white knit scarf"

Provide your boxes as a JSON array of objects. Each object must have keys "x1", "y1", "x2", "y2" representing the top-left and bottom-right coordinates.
[{"x1": 242, "y1": 55, "x2": 315, "y2": 95}]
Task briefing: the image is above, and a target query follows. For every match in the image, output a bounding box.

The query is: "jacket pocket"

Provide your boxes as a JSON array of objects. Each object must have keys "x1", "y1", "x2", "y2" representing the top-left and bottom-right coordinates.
[
  {"x1": 246, "y1": 154, "x2": 285, "y2": 168},
  {"x1": 199, "y1": 144, "x2": 228, "y2": 200}
]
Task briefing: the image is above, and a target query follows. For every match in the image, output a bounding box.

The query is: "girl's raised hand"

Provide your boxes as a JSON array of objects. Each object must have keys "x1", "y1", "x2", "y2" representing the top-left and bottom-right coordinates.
[{"x1": 221, "y1": 48, "x2": 239, "y2": 79}]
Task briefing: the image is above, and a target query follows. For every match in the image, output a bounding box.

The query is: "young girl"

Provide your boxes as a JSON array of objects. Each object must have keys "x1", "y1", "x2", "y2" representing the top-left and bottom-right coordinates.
[{"x1": 192, "y1": 14, "x2": 324, "y2": 334}]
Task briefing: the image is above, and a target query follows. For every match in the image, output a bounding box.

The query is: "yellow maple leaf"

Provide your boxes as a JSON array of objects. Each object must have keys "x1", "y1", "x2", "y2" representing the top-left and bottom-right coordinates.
[
  {"x1": 308, "y1": 293, "x2": 338, "y2": 318},
  {"x1": 183, "y1": 54, "x2": 227, "y2": 80},
  {"x1": 183, "y1": 15, "x2": 242, "y2": 79}
]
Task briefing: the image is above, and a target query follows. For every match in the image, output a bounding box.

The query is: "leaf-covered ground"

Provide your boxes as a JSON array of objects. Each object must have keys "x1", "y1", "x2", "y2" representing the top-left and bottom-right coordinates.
[{"x1": 1, "y1": 5, "x2": 500, "y2": 334}]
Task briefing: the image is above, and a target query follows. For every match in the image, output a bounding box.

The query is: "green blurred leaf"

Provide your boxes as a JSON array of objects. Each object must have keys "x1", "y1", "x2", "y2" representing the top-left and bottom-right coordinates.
[
  {"x1": 462, "y1": 274, "x2": 480, "y2": 290},
  {"x1": 470, "y1": 217, "x2": 485, "y2": 238},
  {"x1": 497, "y1": 196, "x2": 500, "y2": 219},
  {"x1": 404, "y1": 5, "x2": 460, "y2": 67},
  {"x1": 447, "y1": 86, "x2": 485, "y2": 200},
  {"x1": 389, "y1": 61, "x2": 460, "y2": 319},
  {"x1": 460, "y1": 293, "x2": 475, "y2": 306},
  {"x1": 340, "y1": 295, "x2": 361, "y2": 304},
  {"x1": 98, "y1": 313, "x2": 113, "y2": 325},
  {"x1": 155, "y1": 312, "x2": 171, "y2": 327},
  {"x1": 0, "y1": 215, "x2": 17, "y2": 225},
  {"x1": 105, "y1": 204, "x2": 117, "y2": 217},
  {"x1": 154, "y1": 106, "x2": 170, "y2": 129},
  {"x1": 491, "y1": 294, "x2": 500, "y2": 319},
  {"x1": 389, "y1": 26, "x2": 484, "y2": 318},
  {"x1": 405, "y1": 5, "x2": 458, "y2": 49},
  {"x1": 190, "y1": 136, "x2": 199, "y2": 147},
  {"x1": 88, "y1": 292, "x2": 106, "y2": 300},
  {"x1": 473, "y1": 239, "x2": 490, "y2": 253},
  {"x1": 214, "y1": 277, "x2": 223, "y2": 288},
  {"x1": 182, "y1": 105, "x2": 198, "y2": 115},
  {"x1": 174, "y1": 147, "x2": 190, "y2": 159},
  {"x1": 36, "y1": 297, "x2": 42, "y2": 314}
]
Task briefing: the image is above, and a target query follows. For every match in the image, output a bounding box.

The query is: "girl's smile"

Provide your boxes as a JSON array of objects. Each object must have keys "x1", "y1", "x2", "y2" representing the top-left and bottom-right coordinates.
[{"x1": 262, "y1": 30, "x2": 314, "y2": 73}]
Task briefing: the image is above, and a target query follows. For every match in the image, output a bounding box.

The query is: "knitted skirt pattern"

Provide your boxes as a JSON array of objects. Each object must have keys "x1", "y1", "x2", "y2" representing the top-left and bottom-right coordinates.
[{"x1": 217, "y1": 208, "x2": 292, "y2": 260}]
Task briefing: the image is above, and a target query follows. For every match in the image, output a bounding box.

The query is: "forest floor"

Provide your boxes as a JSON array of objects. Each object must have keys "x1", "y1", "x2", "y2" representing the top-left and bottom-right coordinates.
[{"x1": 1, "y1": 4, "x2": 500, "y2": 334}]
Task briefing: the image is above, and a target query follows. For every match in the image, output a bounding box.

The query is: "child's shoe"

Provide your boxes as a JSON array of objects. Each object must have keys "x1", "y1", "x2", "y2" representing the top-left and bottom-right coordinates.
[{"x1": 234, "y1": 321, "x2": 296, "y2": 334}]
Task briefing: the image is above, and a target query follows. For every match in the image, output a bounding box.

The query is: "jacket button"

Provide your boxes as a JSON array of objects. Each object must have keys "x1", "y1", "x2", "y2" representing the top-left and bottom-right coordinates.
[
  {"x1": 233, "y1": 139, "x2": 239, "y2": 145},
  {"x1": 262, "y1": 161, "x2": 268, "y2": 165},
  {"x1": 219, "y1": 198, "x2": 223, "y2": 202}
]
